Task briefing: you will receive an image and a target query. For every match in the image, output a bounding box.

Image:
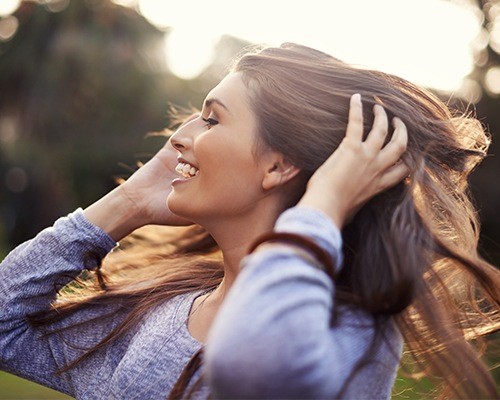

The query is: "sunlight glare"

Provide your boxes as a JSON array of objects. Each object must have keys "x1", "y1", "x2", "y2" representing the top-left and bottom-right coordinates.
[
  {"x1": 138, "y1": 0, "x2": 481, "y2": 91},
  {"x1": 138, "y1": 0, "x2": 181, "y2": 30},
  {"x1": 112, "y1": 0, "x2": 138, "y2": 7},
  {"x1": 165, "y1": 27, "x2": 220, "y2": 80},
  {"x1": 0, "y1": 0, "x2": 20, "y2": 16}
]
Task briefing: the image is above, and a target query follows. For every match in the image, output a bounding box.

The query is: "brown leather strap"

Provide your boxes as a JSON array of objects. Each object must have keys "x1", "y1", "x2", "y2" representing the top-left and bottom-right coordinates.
[{"x1": 248, "y1": 231, "x2": 337, "y2": 281}]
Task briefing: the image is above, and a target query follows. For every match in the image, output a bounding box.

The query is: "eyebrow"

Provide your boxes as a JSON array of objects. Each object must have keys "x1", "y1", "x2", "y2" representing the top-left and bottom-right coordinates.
[{"x1": 204, "y1": 98, "x2": 231, "y2": 115}]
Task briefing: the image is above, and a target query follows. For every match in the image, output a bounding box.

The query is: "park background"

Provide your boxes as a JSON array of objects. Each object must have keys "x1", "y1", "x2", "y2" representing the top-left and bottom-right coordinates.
[{"x1": 0, "y1": 0, "x2": 499, "y2": 398}]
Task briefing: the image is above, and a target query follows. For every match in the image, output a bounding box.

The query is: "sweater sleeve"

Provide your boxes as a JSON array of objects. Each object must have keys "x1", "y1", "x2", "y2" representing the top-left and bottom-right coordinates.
[
  {"x1": 205, "y1": 207, "x2": 401, "y2": 399},
  {"x1": 0, "y1": 209, "x2": 118, "y2": 395}
]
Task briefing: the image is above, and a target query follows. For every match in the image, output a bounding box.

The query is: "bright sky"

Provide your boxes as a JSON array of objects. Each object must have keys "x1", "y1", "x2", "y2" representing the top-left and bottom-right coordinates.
[
  {"x1": 132, "y1": 0, "x2": 483, "y2": 92},
  {"x1": 0, "y1": 0, "x2": 485, "y2": 93}
]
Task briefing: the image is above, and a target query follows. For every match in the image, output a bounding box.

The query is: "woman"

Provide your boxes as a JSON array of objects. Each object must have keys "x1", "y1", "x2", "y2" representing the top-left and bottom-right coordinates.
[{"x1": 0, "y1": 43, "x2": 498, "y2": 399}]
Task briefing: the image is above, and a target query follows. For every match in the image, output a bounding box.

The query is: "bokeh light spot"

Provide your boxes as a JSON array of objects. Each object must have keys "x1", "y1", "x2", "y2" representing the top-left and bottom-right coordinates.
[
  {"x1": 484, "y1": 66, "x2": 500, "y2": 95},
  {"x1": 46, "y1": 0, "x2": 71, "y2": 13},
  {"x1": 0, "y1": 115, "x2": 18, "y2": 144},
  {"x1": 0, "y1": 0, "x2": 20, "y2": 17},
  {"x1": 0, "y1": 15, "x2": 18, "y2": 42},
  {"x1": 489, "y1": 16, "x2": 500, "y2": 54},
  {"x1": 457, "y1": 78, "x2": 482, "y2": 103},
  {"x1": 5, "y1": 167, "x2": 29, "y2": 193}
]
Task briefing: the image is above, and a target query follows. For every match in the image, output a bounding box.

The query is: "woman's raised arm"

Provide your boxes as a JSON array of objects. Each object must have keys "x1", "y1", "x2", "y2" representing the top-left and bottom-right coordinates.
[
  {"x1": 204, "y1": 96, "x2": 408, "y2": 399},
  {"x1": 0, "y1": 135, "x2": 188, "y2": 396},
  {"x1": 84, "y1": 137, "x2": 192, "y2": 241},
  {"x1": 0, "y1": 209, "x2": 117, "y2": 396}
]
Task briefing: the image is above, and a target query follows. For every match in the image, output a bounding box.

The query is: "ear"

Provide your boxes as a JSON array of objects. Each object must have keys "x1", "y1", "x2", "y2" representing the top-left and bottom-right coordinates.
[{"x1": 262, "y1": 154, "x2": 301, "y2": 191}]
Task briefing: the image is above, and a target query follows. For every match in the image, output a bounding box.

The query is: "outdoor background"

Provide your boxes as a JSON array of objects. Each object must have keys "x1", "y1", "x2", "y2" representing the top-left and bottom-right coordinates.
[{"x1": 0, "y1": 0, "x2": 499, "y2": 398}]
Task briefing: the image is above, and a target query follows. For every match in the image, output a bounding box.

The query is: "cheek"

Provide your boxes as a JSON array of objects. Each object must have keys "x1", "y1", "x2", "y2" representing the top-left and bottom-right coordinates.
[
  {"x1": 197, "y1": 134, "x2": 257, "y2": 176},
  {"x1": 200, "y1": 149, "x2": 262, "y2": 192}
]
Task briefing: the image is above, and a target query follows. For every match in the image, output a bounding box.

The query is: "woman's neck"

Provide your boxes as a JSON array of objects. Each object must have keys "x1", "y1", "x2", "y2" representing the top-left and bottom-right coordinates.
[
  {"x1": 187, "y1": 206, "x2": 281, "y2": 343},
  {"x1": 202, "y1": 202, "x2": 283, "y2": 304},
  {"x1": 187, "y1": 195, "x2": 290, "y2": 343}
]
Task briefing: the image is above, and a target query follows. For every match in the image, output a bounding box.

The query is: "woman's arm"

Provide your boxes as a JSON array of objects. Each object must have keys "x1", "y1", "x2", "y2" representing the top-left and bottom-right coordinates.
[
  {"x1": 205, "y1": 207, "x2": 402, "y2": 399},
  {"x1": 0, "y1": 209, "x2": 117, "y2": 394},
  {"x1": 0, "y1": 137, "x2": 189, "y2": 395},
  {"x1": 205, "y1": 95, "x2": 407, "y2": 399},
  {"x1": 84, "y1": 137, "x2": 192, "y2": 241}
]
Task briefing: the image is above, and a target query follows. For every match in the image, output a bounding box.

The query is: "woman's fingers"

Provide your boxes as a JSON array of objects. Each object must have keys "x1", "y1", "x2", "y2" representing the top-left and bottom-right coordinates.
[
  {"x1": 346, "y1": 95, "x2": 390, "y2": 152},
  {"x1": 346, "y1": 94, "x2": 408, "y2": 177},
  {"x1": 365, "y1": 104, "x2": 389, "y2": 150},
  {"x1": 378, "y1": 161, "x2": 410, "y2": 192},
  {"x1": 379, "y1": 117, "x2": 408, "y2": 168},
  {"x1": 347, "y1": 94, "x2": 408, "y2": 178},
  {"x1": 345, "y1": 94, "x2": 364, "y2": 142},
  {"x1": 298, "y1": 96, "x2": 409, "y2": 229}
]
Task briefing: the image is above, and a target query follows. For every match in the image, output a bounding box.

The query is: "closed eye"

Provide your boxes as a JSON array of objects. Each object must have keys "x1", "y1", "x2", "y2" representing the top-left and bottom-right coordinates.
[{"x1": 202, "y1": 117, "x2": 219, "y2": 128}]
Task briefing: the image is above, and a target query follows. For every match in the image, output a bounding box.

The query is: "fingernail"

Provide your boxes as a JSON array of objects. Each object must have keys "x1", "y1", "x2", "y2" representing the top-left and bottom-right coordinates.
[{"x1": 352, "y1": 93, "x2": 361, "y2": 102}]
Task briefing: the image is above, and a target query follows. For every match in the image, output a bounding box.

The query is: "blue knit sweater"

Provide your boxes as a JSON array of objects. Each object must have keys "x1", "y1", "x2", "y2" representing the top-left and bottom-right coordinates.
[{"x1": 0, "y1": 207, "x2": 402, "y2": 399}]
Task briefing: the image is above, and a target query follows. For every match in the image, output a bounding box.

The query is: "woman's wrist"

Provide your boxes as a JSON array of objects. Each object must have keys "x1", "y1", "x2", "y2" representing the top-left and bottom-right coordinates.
[
  {"x1": 248, "y1": 231, "x2": 338, "y2": 279},
  {"x1": 274, "y1": 206, "x2": 344, "y2": 274},
  {"x1": 83, "y1": 186, "x2": 143, "y2": 242},
  {"x1": 297, "y1": 191, "x2": 346, "y2": 230}
]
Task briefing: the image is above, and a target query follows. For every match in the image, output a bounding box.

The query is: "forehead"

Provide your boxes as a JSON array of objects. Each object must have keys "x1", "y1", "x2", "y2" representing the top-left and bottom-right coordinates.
[{"x1": 205, "y1": 72, "x2": 251, "y2": 112}]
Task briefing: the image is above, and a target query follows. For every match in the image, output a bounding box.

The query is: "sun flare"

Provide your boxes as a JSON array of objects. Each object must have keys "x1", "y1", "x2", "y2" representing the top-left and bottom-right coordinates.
[{"x1": 132, "y1": 0, "x2": 481, "y2": 93}]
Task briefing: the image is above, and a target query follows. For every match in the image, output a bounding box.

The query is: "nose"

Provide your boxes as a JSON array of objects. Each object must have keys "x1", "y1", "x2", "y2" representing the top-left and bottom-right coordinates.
[
  {"x1": 170, "y1": 125, "x2": 193, "y2": 152},
  {"x1": 169, "y1": 113, "x2": 200, "y2": 152},
  {"x1": 170, "y1": 132, "x2": 188, "y2": 151}
]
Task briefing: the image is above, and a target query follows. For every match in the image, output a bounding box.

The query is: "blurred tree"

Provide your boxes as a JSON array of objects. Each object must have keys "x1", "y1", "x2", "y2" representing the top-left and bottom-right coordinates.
[
  {"x1": 452, "y1": 0, "x2": 500, "y2": 265},
  {"x1": 470, "y1": 0, "x2": 500, "y2": 89},
  {"x1": 0, "y1": 0, "x2": 252, "y2": 251},
  {"x1": 0, "y1": 0, "x2": 176, "y2": 247}
]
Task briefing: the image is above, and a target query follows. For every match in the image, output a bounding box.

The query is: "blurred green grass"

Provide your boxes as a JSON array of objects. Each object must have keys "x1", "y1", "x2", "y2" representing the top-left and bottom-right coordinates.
[
  {"x1": 0, "y1": 372, "x2": 497, "y2": 399},
  {"x1": 0, "y1": 372, "x2": 72, "y2": 399},
  {"x1": 0, "y1": 346, "x2": 497, "y2": 399},
  {"x1": 1, "y1": 370, "x2": 432, "y2": 399}
]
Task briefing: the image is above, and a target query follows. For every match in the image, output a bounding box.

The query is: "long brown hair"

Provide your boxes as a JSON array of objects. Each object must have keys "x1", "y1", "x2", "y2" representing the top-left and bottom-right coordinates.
[{"x1": 30, "y1": 43, "x2": 499, "y2": 398}]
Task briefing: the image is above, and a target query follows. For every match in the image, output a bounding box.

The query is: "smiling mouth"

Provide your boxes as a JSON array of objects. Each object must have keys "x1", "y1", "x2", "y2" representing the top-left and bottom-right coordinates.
[{"x1": 175, "y1": 162, "x2": 200, "y2": 178}]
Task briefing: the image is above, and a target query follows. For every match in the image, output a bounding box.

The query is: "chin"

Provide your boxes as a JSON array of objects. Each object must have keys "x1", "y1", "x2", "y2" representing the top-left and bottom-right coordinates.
[{"x1": 167, "y1": 192, "x2": 198, "y2": 222}]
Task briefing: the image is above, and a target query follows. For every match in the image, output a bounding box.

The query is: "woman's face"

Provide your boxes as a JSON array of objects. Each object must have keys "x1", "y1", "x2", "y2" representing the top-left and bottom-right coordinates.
[{"x1": 167, "y1": 72, "x2": 271, "y2": 224}]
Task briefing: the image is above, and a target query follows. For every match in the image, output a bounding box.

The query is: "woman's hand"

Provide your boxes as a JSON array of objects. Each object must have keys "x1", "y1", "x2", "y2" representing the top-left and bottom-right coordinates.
[
  {"x1": 298, "y1": 93, "x2": 409, "y2": 229},
  {"x1": 84, "y1": 137, "x2": 192, "y2": 241},
  {"x1": 119, "y1": 138, "x2": 192, "y2": 227}
]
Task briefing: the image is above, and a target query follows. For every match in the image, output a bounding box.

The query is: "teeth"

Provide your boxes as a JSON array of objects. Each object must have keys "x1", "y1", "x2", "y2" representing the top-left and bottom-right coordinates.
[{"x1": 175, "y1": 162, "x2": 199, "y2": 178}]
